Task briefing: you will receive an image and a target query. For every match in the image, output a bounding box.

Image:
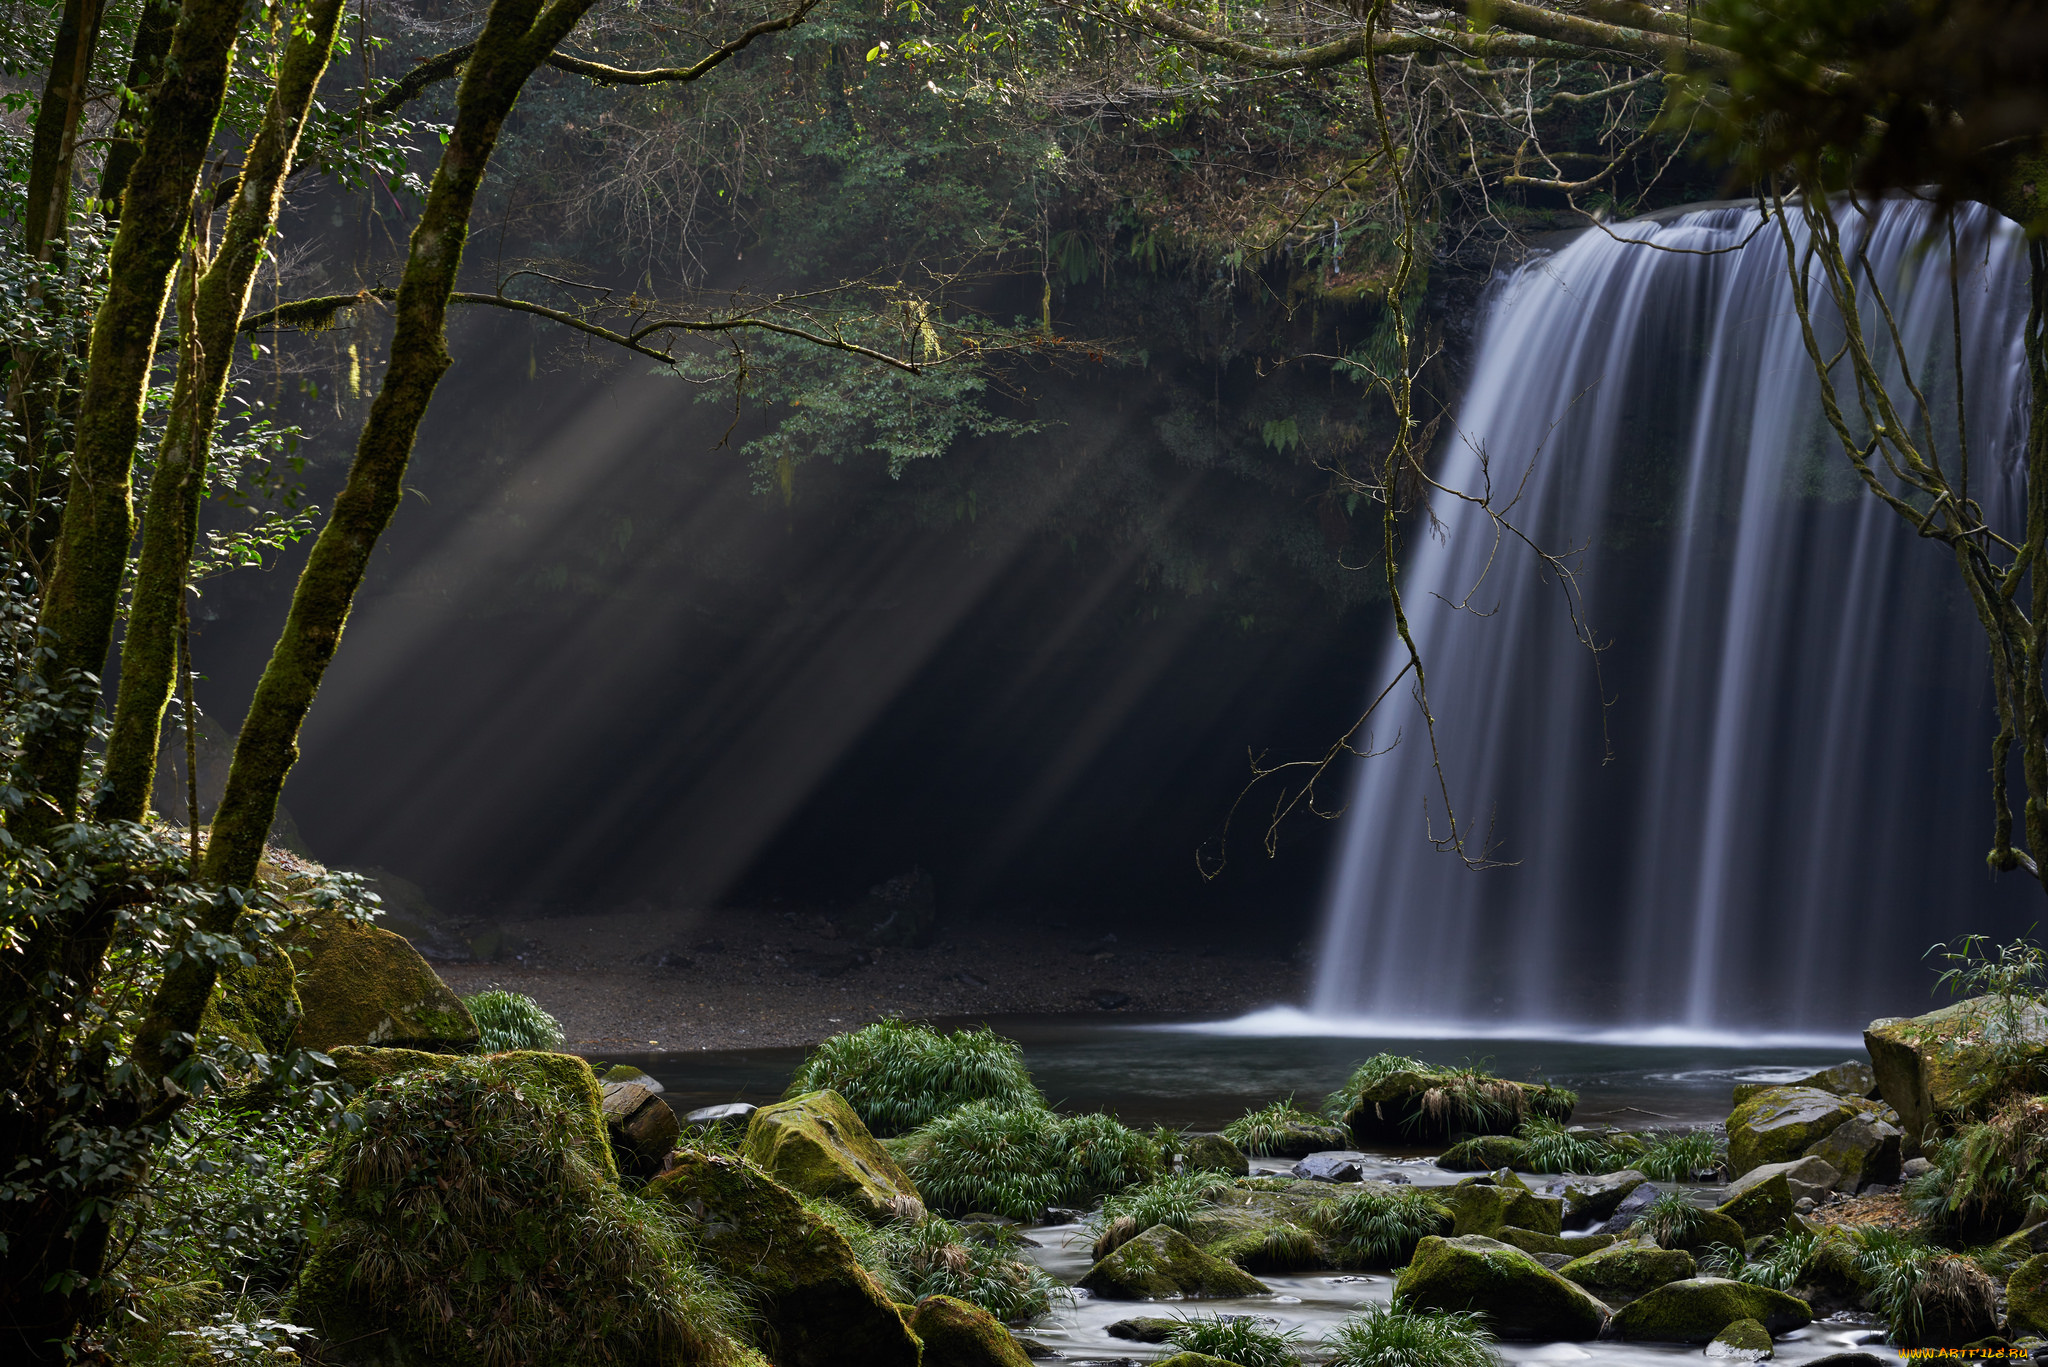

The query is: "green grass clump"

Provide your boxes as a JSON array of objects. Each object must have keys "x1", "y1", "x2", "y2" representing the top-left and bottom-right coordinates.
[
  {"x1": 463, "y1": 989, "x2": 566, "y2": 1053},
  {"x1": 1323, "y1": 1054, "x2": 1432, "y2": 1117},
  {"x1": 786, "y1": 1019, "x2": 1043, "y2": 1136},
  {"x1": 1633, "y1": 1128, "x2": 1725, "y2": 1181},
  {"x1": 1223, "y1": 1098, "x2": 1334, "y2": 1155},
  {"x1": 1699, "y1": 1226, "x2": 1822, "y2": 1288},
  {"x1": 1166, "y1": 1314, "x2": 1303, "y2": 1367},
  {"x1": 1093, "y1": 1170, "x2": 1239, "y2": 1241},
  {"x1": 1322, "y1": 1055, "x2": 1577, "y2": 1136},
  {"x1": 1516, "y1": 1117, "x2": 1621, "y2": 1174},
  {"x1": 894, "y1": 1100, "x2": 1161, "y2": 1220},
  {"x1": 1628, "y1": 1191, "x2": 1710, "y2": 1249},
  {"x1": 1323, "y1": 1303, "x2": 1499, "y2": 1367},
  {"x1": 1310, "y1": 1186, "x2": 1453, "y2": 1268},
  {"x1": 807, "y1": 1198, "x2": 1066, "y2": 1323},
  {"x1": 1908, "y1": 1095, "x2": 2048, "y2": 1242}
]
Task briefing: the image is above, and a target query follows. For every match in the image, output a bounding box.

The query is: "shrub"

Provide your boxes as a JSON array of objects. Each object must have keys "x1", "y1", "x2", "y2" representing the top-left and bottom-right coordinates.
[
  {"x1": 1166, "y1": 1314, "x2": 1303, "y2": 1367},
  {"x1": 1323, "y1": 1303, "x2": 1499, "y2": 1367},
  {"x1": 1854, "y1": 1229, "x2": 1998, "y2": 1346},
  {"x1": 1310, "y1": 1186, "x2": 1453, "y2": 1268},
  {"x1": 1223, "y1": 1099, "x2": 1332, "y2": 1156},
  {"x1": 1633, "y1": 1128, "x2": 1725, "y2": 1181},
  {"x1": 806, "y1": 1198, "x2": 1066, "y2": 1323},
  {"x1": 463, "y1": 989, "x2": 567, "y2": 1053},
  {"x1": 1516, "y1": 1117, "x2": 1621, "y2": 1174},
  {"x1": 1909, "y1": 1095, "x2": 2048, "y2": 1241},
  {"x1": 786, "y1": 1019, "x2": 1043, "y2": 1136},
  {"x1": 894, "y1": 1100, "x2": 1160, "y2": 1220},
  {"x1": 297, "y1": 1059, "x2": 746, "y2": 1366}
]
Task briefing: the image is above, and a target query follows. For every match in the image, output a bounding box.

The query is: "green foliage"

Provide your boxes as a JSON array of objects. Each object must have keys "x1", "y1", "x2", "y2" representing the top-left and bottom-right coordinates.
[
  {"x1": 786, "y1": 1019, "x2": 1043, "y2": 1137},
  {"x1": 463, "y1": 989, "x2": 567, "y2": 1053},
  {"x1": 1909, "y1": 1095, "x2": 2048, "y2": 1241},
  {"x1": 1309, "y1": 1186, "x2": 1453, "y2": 1268},
  {"x1": 1223, "y1": 1099, "x2": 1330, "y2": 1156},
  {"x1": 1322, "y1": 1302, "x2": 1499, "y2": 1367},
  {"x1": 1092, "y1": 1170, "x2": 1239, "y2": 1239},
  {"x1": 805, "y1": 1197, "x2": 1065, "y2": 1323},
  {"x1": 1628, "y1": 1191, "x2": 1710, "y2": 1250},
  {"x1": 1926, "y1": 934, "x2": 2048, "y2": 1095},
  {"x1": 1633, "y1": 1129, "x2": 1727, "y2": 1182},
  {"x1": 893, "y1": 1100, "x2": 1161, "y2": 1220},
  {"x1": 1322, "y1": 1054, "x2": 1429, "y2": 1117},
  {"x1": 1515, "y1": 1117, "x2": 1621, "y2": 1175},
  {"x1": 1699, "y1": 1227, "x2": 1822, "y2": 1289},
  {"x1": 1166, "y1": 1313, "x2": 1304, "y2": 1367},
  {"x1": 1322, "y1": 1054, "x2": 1576, "y2": 1134}
]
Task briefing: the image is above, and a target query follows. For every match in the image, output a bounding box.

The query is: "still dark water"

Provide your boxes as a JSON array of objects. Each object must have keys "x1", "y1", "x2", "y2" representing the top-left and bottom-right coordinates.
[{"x1": 588, "y1": 1013, "x2": 1860, "y2": 1129}]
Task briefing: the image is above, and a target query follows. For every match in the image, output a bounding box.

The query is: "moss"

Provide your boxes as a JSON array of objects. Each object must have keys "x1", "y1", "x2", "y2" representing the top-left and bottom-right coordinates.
[
  {"x1": 1202, "y1": 1219, "x2": 1328, "y2": 1272},
  {"x1": 647, "y1": 1152, "x2": 920, "y2": 1367},
  {"x1": 1185, "y1": 1133, "x2": 1250, "y2": 1176},
  {"x1": 1078, "y1": 1224, "x2": 1273, "y2": 1299},
  {"x1": 1394, "y1": 1235, "x2": 1609, "y2": 1339},
  {"x1": 1341, "y1": 1062, "x2": 1576, "y2": 1145},
  {"x1": 1707, "y1": 1318, "x2": 1774, "y2": 1360},
  {"x1": 285, "y1": 912, "x2": 478, "y2": 1053},
  {"x1": 743, "y1": 1089, "x2": 923, "y2": 1219},
  {"x1": 1439, "y1": 1135, "x2": 1531, "y2": 1171},
  {"x1": 1606, "y1": 1277, "x2": 1814, "y2": 1341},
  {"x1": 1557, "y1": 1241, "x2": 1696, "y2": 1306},
  {"x1": 2010, "y1": 1252, "x2": 2048, "y2": 1336},
  {"x1": 1866, "y1": 997, "x2": 2048, "y2": 1152},
  {"x1": 1726, "y1": 1087, "x2": 1868, "y2": 1175},
  {"x1": 198, "y1": 940, "x2": 301, "y2": 1055},
  {"x1": 1491, "y1": 1226, "x2": 1613, "y2": 1258},
  {"x1": 1434, "y1": 1181, "x2": 1562, "y2": 1237},
  {"x1": 1717, "y1": 1172, "x2": 1796, "y2": 1240},
  {"x1": 908, "y1": 1294, "x2": 1033, "y2": 1367}
]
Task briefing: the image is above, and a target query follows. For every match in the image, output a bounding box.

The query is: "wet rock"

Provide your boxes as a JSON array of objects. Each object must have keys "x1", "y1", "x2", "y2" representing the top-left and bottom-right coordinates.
[
  {"x1": 1559, "y1": 1240, "x2": 1696, "y2": 1307},
  {"x1": 1725, "y1": 1156, "x2": 1840, "y2": 1207},
  {"x1": 1492, "y1": 1227, "x2": 1615, "y2": 1258},
  {"x1": 1257, "y1": 1120, "x2": 1352, "y2": 1158},
  {"x1": 1292, "y1": 1152, "x2": 1366, "y2": 1183},
  {"x1": 601, "y1": 1063, "x2": 663, "y2": 1090},
  {"x1": 685, "y1": 1101, "x2": 757, "y2": 1130},
  {"x1": 1716, "y1": 1172, "x2": 1795, "y2": 1239},
  {"x1": 1078, "y1": 1224, "x2": 1272, "y2": 1300},
  {"x1": 1733, "y1": 1061, "x2": 1876, "y2": 1106},
  {"x1": 648, "y1": 1152, "x2": 920, "y2": 1367},
  {"x1": 1591, "y1": 1182, "x2": 1663, "y2": 1237},
  {"x1": 601, "y1": 1081, "x2": 679, "y2": 1177},
  {"x1": 1866, "y1": 996, "x2": 2048, "y2": 1154},
  {"x1": 1184, "y1": 1133, "x2": 1250, "y2": 1176},
  {"x1": 1705, "y1": 1318, "x2": 1774, "y2": 1361},
  {"x1": 1394, "y1": 1235, "x2": 1609, "y2": 1339},
  {"x1": 1803, "y1": 1113, "x2": 1903, "y2": 1191},
  {"x1": 1726, "y1": 1087, "x2": 1871, "y2": 1176},
  {"x1": 1104, "y1": 1317, "x2": 1179, "y2": 1343},
  {"x1": 743, "y1": 1089, "x2": 923, "y2": 1219},
  {"x1": 286, "y1": 913, "x2": 479, "y2": 1053},
  {"x1": 909, "y1": 1294, "x2": 1033, "y2": 1367},
  {"x1": 1561, "y1": 1169, "x2": 1649, "y2": 1226},
  {"x1": 1439, "y1": 1180, "x2": 1564, "y2": 1237},
  {"x1": 1605, "y1": 1277, "x2": 1813, "y2": 1341},
  {"x1": 1439, "y1": 1135, "x2": 1532, "y2": 1172}
]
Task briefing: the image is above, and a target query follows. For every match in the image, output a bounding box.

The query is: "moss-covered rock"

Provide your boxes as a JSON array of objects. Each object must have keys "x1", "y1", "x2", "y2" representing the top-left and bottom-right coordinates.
[
  {"x1": 1802, "y1": 1114, "x2": 1903, "y2": 1190},
  {"x1": 1184, "y1": 1133, "x2": 1250, "y2": 1176},
  {"x1": 1202, "y1": 1219, "x2": 1327, "y2": 1273},
  {"x1": 1342, "y1": 1068, "x2": 1576, "y2": 1145},
  {"x1": 1649, "y1": 1206, "x2": 1748, "y2": 1256},
  {"x1": 1491, "y1": 1227, "x2": 1614, "y2": 1258},
  {"x1": 1558, "y1": 1240, "x2": 1696, "y2": 1307},
  {"x1": 742, "y1": 1089, "x2": 922, "y2": 1219},
  {"x1": 909, "y1": 1295, "x2": 1033, "y2": 1367},
  {"x1": 1726, "y1": 1087, "x2": 1870, "y2": 1176},
  {"x1": 1394, "y1": 1235, "x2": 1609, "y2": 1339},
  {"x1": 2010, "y1": 1252, "x2": 2048, "y2": 1337},
  {"x1": 1258, "y1": 1120, "x2": 1351, "y2": 1157},
  {"x1": 1716, "y1": 1172, "x2": 1795, "y2": 1239},
  {"x1": 286, "y1": 913, "x2": 478, "y2": 1053},
  {"x1": 1606, "y1": 1277, "x2": 1813, "y2": 1341},
  {"x1": 1866, "y1": 997, "x2": 2048, "y2": 1154},
  {"x1": 648, "y1": 1152, "x2": 919, "y2": 1367},
  {"x1": 1439, "y1": 1135, "x2": 1531, "y2": 1171},
  {"x1": 1436, "y1": 1181, "x2": 1563, "y2": 1237},
  {"x1": 1105, "y1": 1316, "x2": 1182, "y2": 1342},
  {"x1": 1706, "y1": 1318, "x2": 1774, "y2": 1361},
  {"x1": 199, "y1": 941, "x2": 301, "y2": 1055},
  {"x1": 1732, "y1": 1061, "x2": 1876, "y2": 1106},
  {"x1": 601, "y1": 1081, "x2": 679, "y2": 1178},
  {"x1": 1561, "y1": 1169, "x2": 1648, "y2": 1225},
  {"x1": 1078, "y1": 1224, "x2": 1272, "y2": 1299}
]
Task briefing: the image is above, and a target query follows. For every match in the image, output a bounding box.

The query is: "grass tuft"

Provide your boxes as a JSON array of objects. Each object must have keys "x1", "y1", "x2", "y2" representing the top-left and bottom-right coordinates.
[
  {"x1": 1627, "y1": 1191, "x2": 1709, "y2": 1249},
  {"x1": 1166, "y1": 1314, "x2": 1304, "y2": 1367},
  {"x1": 893, "y1": 1100, "x2": 1160, "y2": 1220},
  {"x1": 787, "y1": 1019, "x2": 1043, "y2": 1136},
  {"x1": 1322, "y1": 1303, "x2": 1499, "y2": 1367},
  {"x1": 463, "y1": 989, "x2": 566, "y2": 1053},
  {"x1": 1632, "y1": 1128, "x2": 1725, "y2": 1181},
  {"x1": 1223, "y1": 1098, "x2": 1335, "y2": 1156},
  {"x1": 1515, "y1": 1117, "x2": 1620, "y2": 1174},
  {"x1": 1091, "y1": 1170, "x2": 1238, "y2": 1252},
  {"x1": 1310, "y1": 1185, "x2": 1453, "y2": 1268},
  {"x1": 808, "y1": 1197, "x2": 1067, "y2": 1323}
]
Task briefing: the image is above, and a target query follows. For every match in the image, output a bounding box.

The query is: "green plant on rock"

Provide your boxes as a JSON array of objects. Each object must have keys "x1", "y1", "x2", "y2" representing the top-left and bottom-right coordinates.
[
  {"x1": 787, "y1": 1020, "x2": 1043, "y2": 1136},
  {"x1": 1224, "y1": 1098, "x2": 1329, "y2": 1155},
  {"x1": 464, "y1": 989, "x2": 567, "y2": 1053},
  {"x1": 1929, "y1": 933, "x2": 2048, "y2": 1088},
  {"x1": 1310, "y1": 1185, "x2": 1453, "y2": 1268},
  {"x1": 1323, "y1": 1054, "x2": 1576, "y2": 1135},
  {"x1": 1093, "y1": 1170, "x2": 1239, "y2": 1240},
  {"x1": 1633, "y1": 1129, "x2": 1726, "y2": 1182},
  {"x1": 1323, "y1": 1054, "x2": 1431, "y2": 1117},
  {"x1": 1322, "y1": 1302, "x2": 1499, "y2": 1367},
  {"x1": 1908, "y1": 1094, "x2": 2048, "y2": 1241},
  {"x1": 1166, "y1": 1313, "x2": 1304, "y2": 1367},
  {"x1": 1628, "y1": 1191, "x2": 1710, "y2": 1249},
  {"x1": 893, "y1": 1100, "x2": 1161, "y2": 1220},
  {"x1": 806, "y1": 1197, "x2": 1066, "y2": 1323},
  {"x1": 1515, "y1": 1117, "x2": 1620, "y2": 1174},
  {"x1": 1853, "y1": 1227, "x2": 1998, "y2": 1346},
  {"x1": 1699, "y1": 1226, "x2": 1824, "y2": 1289}
]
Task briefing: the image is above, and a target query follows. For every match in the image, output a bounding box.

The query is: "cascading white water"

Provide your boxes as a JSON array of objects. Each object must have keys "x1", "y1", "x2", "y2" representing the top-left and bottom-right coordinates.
[{"x1": 1308, "y1": 199, "x2": 2036, "y2": 1038}]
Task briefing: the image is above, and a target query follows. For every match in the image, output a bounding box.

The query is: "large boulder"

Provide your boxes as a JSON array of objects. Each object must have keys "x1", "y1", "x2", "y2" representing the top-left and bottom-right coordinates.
[
  {"x1": 1802, "y1": 1114, "x2": 1903, "y2": 1191},
  {"x1": 1344, "y1": 1069, "x2": 1575, "y2": 1145},
  {"x1": 1866, "y1": 996, "x2": 2048, "y2": 1154},
  {"x1": 1716, "y1": 1173, "x2": 1795, "y2": 1239},
  {"x1": 1724, "y1": 1157, "x2": 1839, "y2": 1207},
  {"x1": 1394, "y1": 1235, "x2": 1609, "y2": 1339},
  {"x1": 1558, "y1": 1240, "x2": 1696, "y2": 1307},
  {"x1": 1606, "y1": 1278, "x2": 1813, "y2": 1341},
  {"x1": 1560, "y1": 1169, "x2": 1648, "y2": 1226},
  {"x1": 908, "y1": 1295, "x2": 1033, "y2": 1367},
  {"x1": 601, "y1": 1080, "x2": 679, "y2": 1177},
  {"x1": 1078, "y1": 1224, "x2": 1271, "y2": 1299},
  {"x1": 1732, "y1": 1061, "x2": 1876, "y2": 1106},
  {"x1": 1184, "y1": 1134, "x2": 1250, "y2": 1176},
  {"x1": 742, "y1": 1089, "x2": 922, "y2": 1219},
  {"x1": 648, "y1": 1152, "x2": 919, "y2": 1367},
  {"x1": 1726, "y1": 1087, "x2": 1869, "y2": 1176},
  {"x1": 2007, "y1": 1252, "x2": 2048, "y2": 1337},
  {"x1": 1706, "y1": 1318, "x2": 1774, "y2": 1361},
  {"x1": 286, "y1": 913, "x2": 478, "y2": 1053},
  {"x1": 1438, "y1": 1180, "x2": 1563, "y2": 1237},
  {"x1": 1492, "y1": 1228, "x2": 1615, "y2": 1259},
  {"x1": 200, "y1": 941, "x2": 302, "y2": 1055}
]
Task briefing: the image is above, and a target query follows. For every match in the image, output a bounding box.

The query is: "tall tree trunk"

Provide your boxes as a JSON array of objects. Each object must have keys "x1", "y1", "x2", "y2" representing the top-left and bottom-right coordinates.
[
  {"x1": 97, "y1": 0, "x2": 181, "y2": 220},
  {"x1": 135, "y1": 0, "x2": 603, "y2": 1076},
  {"x1": 99, "y1": 0, "x2": 349, "y2": 827}
]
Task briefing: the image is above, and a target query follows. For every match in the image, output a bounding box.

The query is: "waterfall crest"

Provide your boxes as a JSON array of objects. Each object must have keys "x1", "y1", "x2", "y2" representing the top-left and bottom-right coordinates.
[{"x1": 1309, "y1": 200, "x2": 2035, "y2": 1038}]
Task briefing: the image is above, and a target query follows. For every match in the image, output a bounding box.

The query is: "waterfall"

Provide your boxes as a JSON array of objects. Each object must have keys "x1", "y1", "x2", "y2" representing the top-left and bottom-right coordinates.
[{"x1": 1307, "y1": 199, "x2": 2036, "y2": 1040}]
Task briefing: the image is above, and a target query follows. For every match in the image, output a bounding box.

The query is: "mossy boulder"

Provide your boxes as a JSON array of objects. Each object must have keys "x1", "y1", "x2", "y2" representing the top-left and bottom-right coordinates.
[
  {"x1": 1343, "y1": 1069, "x2": 1575, "y2": 1145},
  {"x1": 1716, "y1": 1173, "x2": 1795, "y2": 1239},
  {"x1": 909, "y1": 1295, "x2": 1033, "y2": 1367},
  {"x1": 1561, "y1": 1169, "x2": 1648, "y2": 1225},
  {"x1": 1395, "y1": 1235, "x2": 1609, "y2": 1338},
  {"x1": 1257, "y1": 1120, "x2": 1351, "y2": 1157},
  {"x1": 1078, "y1": 1224, "x2": 1272, "y2": 1299},
  {"x1": 1105, "y1": 1316, "x2": 1182, "y2": 1342},
  {"x1": 1184, "y1": 1133, "x2": 1250, "y2": 1176},
  {"x1": 1802, "y1": 1114, "x2": 1903, "y2": 1190},
  {"x1": 1606, "y1": 1278, "x2": 1813, "y2": 1341},
  {"x1": 1732, "y1": 1061, "x2": 1876, "y2": 1106},
  {"x1": 1706, "y1": 1318, "x2": 1774, "y2": 1361},
  {"x1": 2007, "y1": 1253, "x2": 2048, "y2": 1337},
  {"x1": 1725, "y1": 1156, "x2": 1839, "y2": 1206},
  {"x1": 199, "y1": 941, "x2": 301, "y2": 1055},
  {"x1": 1558, "y1": 1240, "x2": 1696, "y2": 1307},
  {"x1": 1492, "y1": 1227, "x2": 1614, "y2": 1258},
  {"x1": 1726, "y1": 1087, "x2": 1870, "y2": 1176},
  {"x1": 742, "y1": 1089, "x2": 922, "y2": 1219},
  {"x1": 1866, "y1": 996, "x2": 2048, "y2": 1154},
  {"x1": 648, "y1": 1152, "x2": 919, "y2": 1367},
  {"x1": 1437, "y1": 1181, "x2": 1563, "y2": 1237},
  {"x1": 1439, "y1": 1135, "x2": 1531, "y2": 1171},
  {"x1": 286, "y1": 913, "x2": 478, "y2": 1053},
  {"x1": 1650, "y1": 1206, "x2": 1748, "y2": 1256}
]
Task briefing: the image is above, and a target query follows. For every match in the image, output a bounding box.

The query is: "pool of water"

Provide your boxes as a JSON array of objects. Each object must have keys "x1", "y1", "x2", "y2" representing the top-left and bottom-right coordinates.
[{"x1": 589, "y1": 1013, "x2": 1864, "y2": 1130}]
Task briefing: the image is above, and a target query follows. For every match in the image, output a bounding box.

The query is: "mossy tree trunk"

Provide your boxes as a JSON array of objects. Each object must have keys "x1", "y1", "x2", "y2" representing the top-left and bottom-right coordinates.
[{"x1": 98, "y1": 0, "x2": 348, "y2": 827}]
